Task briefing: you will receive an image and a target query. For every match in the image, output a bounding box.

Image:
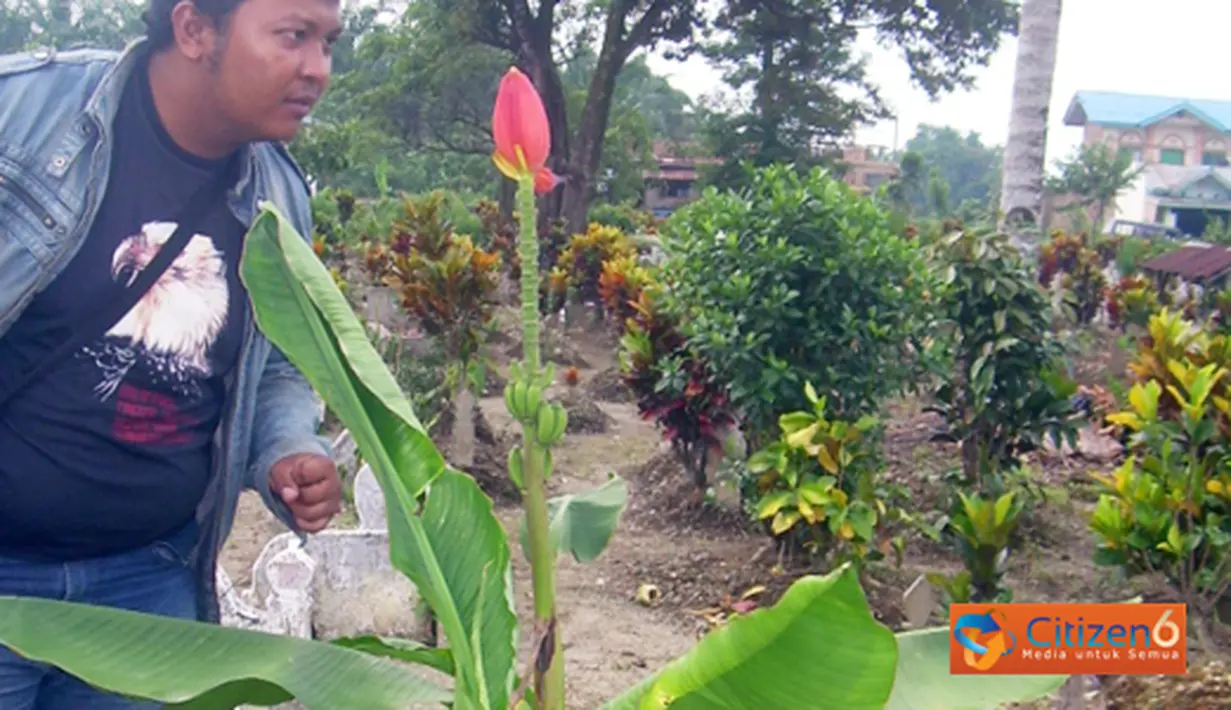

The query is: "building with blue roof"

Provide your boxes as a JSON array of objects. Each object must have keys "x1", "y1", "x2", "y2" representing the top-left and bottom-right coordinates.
[{"x1": 1063, "y1": 91, "x2": 1231, "y2": 236}]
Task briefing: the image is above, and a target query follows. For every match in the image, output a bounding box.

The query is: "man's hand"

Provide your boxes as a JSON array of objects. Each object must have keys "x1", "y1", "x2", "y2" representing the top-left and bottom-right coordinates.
[{"x1": 269, "y1": 453, "x2": 342, "y2": 533}]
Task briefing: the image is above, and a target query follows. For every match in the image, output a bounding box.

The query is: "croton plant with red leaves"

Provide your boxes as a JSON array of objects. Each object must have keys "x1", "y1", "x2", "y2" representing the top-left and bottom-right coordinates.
[{"x1": 618, "y1": 286, "x2": 735, "y2": 491}]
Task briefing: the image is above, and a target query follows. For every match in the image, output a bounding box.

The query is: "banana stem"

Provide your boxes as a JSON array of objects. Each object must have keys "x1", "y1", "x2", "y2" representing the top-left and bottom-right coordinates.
[
  {"x1": 518, "y1": 177, "x2": 541, "y2": 374},
  {"x1": 515, "y1": 174, "x2": 564, "y2": 710}
]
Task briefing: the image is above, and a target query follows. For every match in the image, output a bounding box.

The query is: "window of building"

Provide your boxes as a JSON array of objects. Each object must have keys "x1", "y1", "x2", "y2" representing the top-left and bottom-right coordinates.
[
  {"x1": 664, "y1": 180, "x2": 693, "y2": 198},
  {"x1": 864, "y1": 173, "x2": 890, "y2": 189},
  {"x1": 1118, "y1": 146, "x2": 1142, "y2": 163},
  {"x1": 1160, "y1": 148, "x2": 1186, "y2": 165},
  {"x1": 1203, "y1": 151, "x2": 1228, "y2": 167}
]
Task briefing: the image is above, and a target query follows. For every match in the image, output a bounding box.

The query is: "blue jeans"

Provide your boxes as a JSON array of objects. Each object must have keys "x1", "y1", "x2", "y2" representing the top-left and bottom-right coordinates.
[{"x1": 0, "y1": 521, "x2": 199, "y2": 710}]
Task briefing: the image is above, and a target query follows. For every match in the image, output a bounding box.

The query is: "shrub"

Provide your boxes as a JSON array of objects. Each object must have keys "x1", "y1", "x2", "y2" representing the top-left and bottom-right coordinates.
[
  {"x1": 1209, "y1": 285, "x2": 1231, "y2": 335},
  {"x1": 942, "y1": 491, "x2": 1023, "y2": 603},
  {"x1": 1106, "y1": 275, "x2": 1160, "y2": 331},
  {"x1": 660, "y1": 164, "x2": 933, "y2": 445},
  {"x1": 618, "y1": 284, "x2": 735, "y2": 490},
  {"x1": 1121, "y1": 309, "x2": 1231, "y2": 438},
  {"x1": 556, "y1": 223, "x2": 636, "y2": 310},
  {"x1": 925, "y1": 227, "x2": 1081, "y2": 487},
  {"x1": 1037, "y1": 230, "x2": 1083, "y2": 288},
  {"x1": 1093, "y1": 372, "x2": 1231, "y2": 627},
  {"x1": 541, "y1": 266, "x2": 569, "y2": 316},
  {"x1": 1115, "y1": 235, "x2": 1174, "y2": 276},
  {"x1": 472, "y1": 199, "x2": 520, "y2": 279},
  {"x1": 367, "y1": 193, "x2": 503, "y2": 367},
  {"x1": 588, "y1": 201, "x2": 656, "y2": 235},
  {"x1": 1038, "y1": 230, "x2": 1107, "y2": 324},
  {"x1": 1063, "y1": 252, "x2": 1108, "y2": 325},
  {"x1": 598, "y1": 253, "x2": 654, "y2": 331},
  {"x1": 310, "y1": 188, "x2": 343, "y2": 243},
  {"x1": 747, "y1": 382, "x2": 903, "y2": 569}
]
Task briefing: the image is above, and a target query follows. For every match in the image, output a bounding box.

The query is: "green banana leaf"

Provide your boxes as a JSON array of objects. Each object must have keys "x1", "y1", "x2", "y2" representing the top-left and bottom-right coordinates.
[
  {"x1": 331, "y1": 636, "x2": 456, "y2": 676},
  {"x1": 885, "y1": 628, "x2": 1066, "y2": 710},
  {"x1": 0, "y1": 596, "x2": 450, "y2": 709},
  {"x1": 600, "y1": 565, "x2": 1068, "y2": 710},
  {"x1": 523, "y1": 475, "x2": 629, "y2": 563},
  {"x1": 601, "y1": 564, "x2": 897, "y2": 709},
  {"x1": 241, "y1": 202, "x2": 518, "y2": 709}
]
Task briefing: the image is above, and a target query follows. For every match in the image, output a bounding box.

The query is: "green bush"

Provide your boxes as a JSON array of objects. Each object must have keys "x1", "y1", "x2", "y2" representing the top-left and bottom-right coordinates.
[
  {"x1": 747, "y1": 382, "x2": 904, "y2": 569},
  {"x1": 659, "y1": 164, "x2": 933, "y2": 445},
  {"x1": 404, "y1": 189, "x2": 486, "y2": 244},
  {"x1": 1095, "y1": 374, "x2": 1231, "y2": 624},
  {"x1": 588, "y1": 201, "x2": 656, "y2": 235},
  {"x1": 923, "y1": 227, "x2": 1079, "y2": 487},
  {"x1": 1092, "y1": 310, "x2": 1231, "y2": 624},
  {"x1": 1114, "y1": 235, "x2": 1174, "y2": 276}
]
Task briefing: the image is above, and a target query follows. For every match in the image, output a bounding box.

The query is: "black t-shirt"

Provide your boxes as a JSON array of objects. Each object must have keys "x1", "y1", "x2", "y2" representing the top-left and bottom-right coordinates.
[{"x1": 0, "y1": 52, "x2": 248, "y2": 560}]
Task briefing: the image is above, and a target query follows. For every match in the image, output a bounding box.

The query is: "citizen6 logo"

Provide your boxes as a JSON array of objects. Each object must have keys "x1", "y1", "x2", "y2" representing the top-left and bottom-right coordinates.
[{"x1": 1152, "y1": 609, "x2": 1181, "y2": 649}]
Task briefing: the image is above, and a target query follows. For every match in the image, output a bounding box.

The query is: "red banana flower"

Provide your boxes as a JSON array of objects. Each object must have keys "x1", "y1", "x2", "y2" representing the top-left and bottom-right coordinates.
[{"x1": 492, "y1": 67, "x2": 562, "y2": 194}]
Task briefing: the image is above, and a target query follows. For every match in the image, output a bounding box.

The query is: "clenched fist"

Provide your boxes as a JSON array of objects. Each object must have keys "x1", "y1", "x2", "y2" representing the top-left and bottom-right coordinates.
[{"x1": 269, "y1": 453, "x2": 342, "y2": 533}]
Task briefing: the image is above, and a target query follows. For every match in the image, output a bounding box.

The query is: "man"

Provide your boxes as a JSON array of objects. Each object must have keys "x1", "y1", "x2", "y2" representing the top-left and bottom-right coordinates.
[{"x1": 0, "y1": 0, "x2": 345, "y2": 706}]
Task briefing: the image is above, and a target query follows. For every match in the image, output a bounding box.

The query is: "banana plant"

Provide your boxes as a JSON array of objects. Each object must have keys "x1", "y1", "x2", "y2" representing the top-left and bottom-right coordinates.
[
  {"x1": 0, "y1": 65, "x2": 1073, "y2": 710},
  {"x1": 0, "y1": 201, "x2": 1071, "y2": 710}
]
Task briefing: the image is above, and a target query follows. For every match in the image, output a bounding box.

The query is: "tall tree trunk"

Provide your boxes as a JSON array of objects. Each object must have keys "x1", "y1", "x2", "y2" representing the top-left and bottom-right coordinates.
[
  {"x1": 559, "y1": 26, "x2": 629, "y2": 234},
  {"x1": 998, "y1": 0, "x2": 1064, "y2": 246},
  {"x1": 497, "y1": 175, "x2": 515, "y2": 220}
]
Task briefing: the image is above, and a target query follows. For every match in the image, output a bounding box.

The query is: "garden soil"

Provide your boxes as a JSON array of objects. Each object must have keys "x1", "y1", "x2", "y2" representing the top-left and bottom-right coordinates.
[{"x1": 219, "y1": 315, "x2": 1230, "y2": 709}]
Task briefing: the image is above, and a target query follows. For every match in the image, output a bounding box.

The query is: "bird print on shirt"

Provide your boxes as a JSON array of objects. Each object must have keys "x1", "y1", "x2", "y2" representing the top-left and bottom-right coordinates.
[{"x1": 78, "y1": 221, "x2": 231, "y2": 446}]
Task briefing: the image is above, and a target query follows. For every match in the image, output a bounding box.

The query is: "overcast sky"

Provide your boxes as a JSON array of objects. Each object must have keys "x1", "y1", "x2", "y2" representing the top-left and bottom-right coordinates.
[{"x1": 644, "y1": 0, "x2": 1227, "y2": 169}]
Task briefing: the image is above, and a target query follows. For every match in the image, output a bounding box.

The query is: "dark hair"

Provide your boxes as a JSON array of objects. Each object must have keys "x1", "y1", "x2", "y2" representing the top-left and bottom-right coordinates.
[{"x1": 142, "y1": 0, "x2": 245, "y2": 51}]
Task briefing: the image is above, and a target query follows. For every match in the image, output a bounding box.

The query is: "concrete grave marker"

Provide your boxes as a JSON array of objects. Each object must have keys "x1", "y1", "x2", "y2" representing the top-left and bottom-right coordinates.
[
  {"x1": 354, "y1": 463, "x2": 387, "y2": 531},
  {"x1": 902, "y1": 573, "x2": 936, "y2": 628}
]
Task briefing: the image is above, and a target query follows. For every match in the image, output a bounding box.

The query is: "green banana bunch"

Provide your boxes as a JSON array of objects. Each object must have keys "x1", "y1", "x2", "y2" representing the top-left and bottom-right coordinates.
[
  {"x1": 534, "y1": 401, "x2": 568, "y2": 447},
  {"x1": 502, "y1": 380, "x2": 543, "y2": 423},
  {"x1": 509, "y1": 360, "x2": 556, "y2": 388},
  {"x1": 507, "y1": 445, "x2": 524, "y2": 489},
  {"x1": 507, "y1": 445, "x2": 555, "y2": 487}
]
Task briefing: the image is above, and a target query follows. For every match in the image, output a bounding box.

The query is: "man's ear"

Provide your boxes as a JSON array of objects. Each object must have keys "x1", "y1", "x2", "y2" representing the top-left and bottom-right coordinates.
[{"x1": 168, "y1": 0, "x2": 221, "y2": 62}]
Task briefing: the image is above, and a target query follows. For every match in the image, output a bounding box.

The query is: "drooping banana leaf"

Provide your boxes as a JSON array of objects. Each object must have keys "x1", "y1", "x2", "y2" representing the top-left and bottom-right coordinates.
[
  {"x1": 240, "y1": 202, "x2": 518, "y2": 709},
  {"x1": 600, "y1": 564, "x2": 897, "y2": 709},
  {"x1": 884, "y1": 628, "x2": 1067, "y2": 710},
  {"x1": 600, "y1": 564, "x2": 1069, "y2": 710},
  {"x1": 523, "y1": 475, "x2": 629, "y2": 563},
  {"x1": 0, "y1": 596, "x2": 450, "y2": 709}
]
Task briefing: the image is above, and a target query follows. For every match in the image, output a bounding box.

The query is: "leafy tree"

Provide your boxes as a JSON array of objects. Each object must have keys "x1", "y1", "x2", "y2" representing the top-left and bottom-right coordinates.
[
  {"x1": 1047, "y1": 142, "x2": 1143, "y2": 235},
  {"x1": 924, "y1": 227, "x2": 1078, "y2": 487},
  {"x1": 561, "y1": 51, "x2": 693, "y2": 204},
  {"x1": 903, "y1": 125, "x2": 1003, "y2": 215},
  {"x1": 304, "y1": 1, "x2": 698, "y2": 205},
  {"x1": 700, "y1": 2, "x2": 889, "y2": 184},
  {"x1": 927, "y1": 168, "x2": 951, "y2": 218},
  {"x1": 700, "y1": 0, "x2": 1019, "y2": 188},
  {"x1": 884, "y1": 150, "x2": 925, "y2": 215},
  {"x1": 0, "y1": 0, "x2": 142, "y2": 52},
  {"x1": 437, "y1": 0, "x2": 709, "y2": 230}
]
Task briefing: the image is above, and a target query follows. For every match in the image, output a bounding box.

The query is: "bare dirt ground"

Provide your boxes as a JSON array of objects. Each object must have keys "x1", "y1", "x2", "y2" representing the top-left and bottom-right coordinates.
[{"x1": 219, "y1": 313, "x2": 1231, "y2": 709}]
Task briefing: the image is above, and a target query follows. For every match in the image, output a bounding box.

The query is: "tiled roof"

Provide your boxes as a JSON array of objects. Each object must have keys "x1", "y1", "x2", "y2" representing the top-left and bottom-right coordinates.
[
  {"x1": 1141, "y1": 244, "x2": 1231, "y2": 281},
  {"x1": 1064, "y1": 91, "x2": 1231, "y2": 131}
]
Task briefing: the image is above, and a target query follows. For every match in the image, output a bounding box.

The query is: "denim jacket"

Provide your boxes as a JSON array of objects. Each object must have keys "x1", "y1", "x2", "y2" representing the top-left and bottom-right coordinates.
[{"x1": 0, "y1": 39, "x2": 331, "y2": 622}]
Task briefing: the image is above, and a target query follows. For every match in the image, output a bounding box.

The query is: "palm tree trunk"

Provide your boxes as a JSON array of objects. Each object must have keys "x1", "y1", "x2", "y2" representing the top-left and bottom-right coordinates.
[{"x1": 999, "y1": 0, "x2": 1064, "y2": 247}]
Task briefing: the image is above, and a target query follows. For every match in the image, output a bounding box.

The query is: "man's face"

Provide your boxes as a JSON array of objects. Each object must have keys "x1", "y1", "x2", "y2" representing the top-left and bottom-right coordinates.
[{"x1": 206, "y1": 0, "x2": 341, "y2": 143}]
